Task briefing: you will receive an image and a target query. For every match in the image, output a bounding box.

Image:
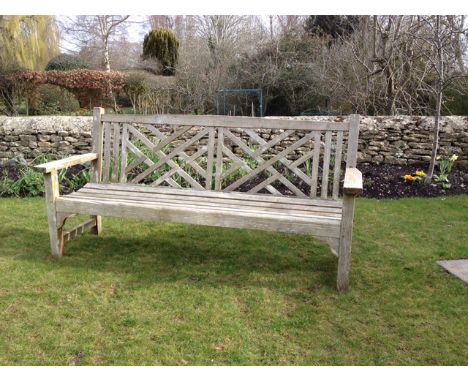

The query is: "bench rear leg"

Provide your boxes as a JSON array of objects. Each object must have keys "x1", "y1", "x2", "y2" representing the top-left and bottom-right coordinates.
[
  {"x1": 44, "y1": 171, "x2": 65, "y2": 257},
  {"x1": 337, "y1": 194, "x2": 356, "y2": 292}
]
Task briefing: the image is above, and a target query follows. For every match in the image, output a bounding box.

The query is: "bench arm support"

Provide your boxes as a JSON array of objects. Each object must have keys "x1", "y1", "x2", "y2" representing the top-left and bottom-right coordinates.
[
  {"x1": 34, "y1": 153, "x2": 98, "y2": 174},
  {"x1": 343, "y1": 167, "x2": 363, "y2": 196}
]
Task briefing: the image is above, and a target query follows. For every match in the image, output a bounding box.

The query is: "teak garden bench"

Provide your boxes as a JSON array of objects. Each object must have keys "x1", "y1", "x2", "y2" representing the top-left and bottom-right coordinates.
[{"x1": 36, "y1": 108, "x2": 362, "y2": 291}]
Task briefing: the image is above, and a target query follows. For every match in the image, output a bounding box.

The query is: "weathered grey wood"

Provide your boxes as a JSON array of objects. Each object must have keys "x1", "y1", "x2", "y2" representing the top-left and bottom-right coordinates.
[
  {"x1": 44, "y1": 170, "x2": 64, "y2": 257},
  {"x1": 38, "y1": 112, "x2": 362, "y2": 292},
  {"x1": 343, "y1": 168, "x2": 363, "y2": 196},
  {"x1": 91, "y1": 107, "x2": 105, "y2": 234},
  {"x1": 56, "y1": 197, "x2": 341, "y2": 238},
  {"x1": 120, "y1": 124, "x2": 129, "y2": 183},
  {"x1": 92, "y1": 107, "x2": 105, "y2": 182},
  {"x1": 332, "y1": 131, "x2": 344, "y2": 199},
  {"x1": 346, "y1": 114, "x2": 360, "y2": 168},
  {"x1": 321, "y1": 131, "x2": 332, "y2": 198},
  {"x1": 63, "y1": 218, "x2": 96, "y2": 242},
  {"x1": 215, "y1": 127, "x2": 225, "y2": 191},
  {"x1": 70, "y1": 188, "x2": 343, "y2": 218},
  {"x1": 102, "y1": 122, "x2": 112, "y2": 182},
  {"x1": 206, "y1": 129, "x2": 215, "y2": 190},
  {"x1": 35, "y1": 153, "x2": 98, "y2": 173},
  {"x1": 84, "y1": 182, "x2": 344, "y2": 208},
  {"x1": 225, "y1": 131, "x2": 317, "y2": 192},
  {"x1": 310, "y1": 132, "x2": 321, "y2": 197},
  {"x1": 101, "y1": 113, "x2": 349, "y2": 131},
  {"x1": 337, "y1": 194, "x2": 356, "y2": 292},
  {"x1": 111, "y1": 123, "x2": 121, "y2": 182}
]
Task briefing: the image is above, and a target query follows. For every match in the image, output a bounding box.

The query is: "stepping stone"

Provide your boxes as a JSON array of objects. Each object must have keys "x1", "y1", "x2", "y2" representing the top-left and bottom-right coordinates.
[{"x1": 437, "y1": 259, "x2": 468, "y2": 284}]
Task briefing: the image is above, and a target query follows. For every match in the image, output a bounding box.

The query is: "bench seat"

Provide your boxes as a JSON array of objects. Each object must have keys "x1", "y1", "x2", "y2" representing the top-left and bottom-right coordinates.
[{"x1": 57, "y1": 183, "x2": 343, "y2": 239}]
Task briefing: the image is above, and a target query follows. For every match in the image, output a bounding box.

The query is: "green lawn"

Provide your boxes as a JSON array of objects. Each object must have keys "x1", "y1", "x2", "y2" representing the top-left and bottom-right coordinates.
[{"x1": 0, "y1": 196, "x2": 466, "y2": 365}]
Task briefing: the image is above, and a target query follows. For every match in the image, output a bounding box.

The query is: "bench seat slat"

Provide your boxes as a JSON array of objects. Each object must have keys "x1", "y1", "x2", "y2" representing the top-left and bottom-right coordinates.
[
  {"x1": 57, "y1": 183, "x2": 342, "y2": 238},
  {"x1": 56, "y1": 197, "x2": 341, "y2": 239},
  {"x1": 68, "y1": 189, "x2": 343, "y2": 218},
  {"x1": 82, "y1": 183, "x2": 343, "y2": 208}
]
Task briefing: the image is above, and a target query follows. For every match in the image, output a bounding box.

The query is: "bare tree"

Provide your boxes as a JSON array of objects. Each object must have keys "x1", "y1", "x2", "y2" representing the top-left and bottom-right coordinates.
[{"x1": 60, "y1": 15, "x2": 129, "y2": 71}]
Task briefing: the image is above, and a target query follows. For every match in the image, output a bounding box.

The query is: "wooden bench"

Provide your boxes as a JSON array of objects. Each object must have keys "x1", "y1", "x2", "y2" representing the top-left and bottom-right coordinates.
[{"x1": 36, "y1": 108, "x2": 362, "y2": 291}]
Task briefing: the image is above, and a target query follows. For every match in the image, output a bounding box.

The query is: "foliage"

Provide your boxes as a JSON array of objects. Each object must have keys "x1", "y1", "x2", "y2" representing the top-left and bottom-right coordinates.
[
  {"x1": 0, "y1": 16, "x2": 59, "y2": 72},
  {"x1": 0, "y1": 69, "x2": 125, "y2": 112},
  {"x1": 0, "y1": 196, "x2": 467, "y2": 364},
  {"x1": 32, "y1": 84, "x2": 80, "y2": 115},
  {"x1": 433, "y1": 154, "x2": 459, "y2": 188},
  {"x1": 45, "y1": 53, "x2": 89, "y2": 71},
  {"x1": 143, "y1": 28, "x2": 179, "y2": 76}
]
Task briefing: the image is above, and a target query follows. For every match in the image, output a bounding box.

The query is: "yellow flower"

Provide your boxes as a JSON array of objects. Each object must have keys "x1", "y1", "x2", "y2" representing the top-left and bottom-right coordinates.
[
  {"x1": 436, "y1": 155, "x2": 441, "y2": 160},
  {"x1": 404, "y1": 175, "x2": 416, "y2": 181},
  {"x1": 415, "y1": 170, "x2": 426, "y2": 177},
  {"x1": 451, "y1": 154, "x2": 458, "y2": 161}
]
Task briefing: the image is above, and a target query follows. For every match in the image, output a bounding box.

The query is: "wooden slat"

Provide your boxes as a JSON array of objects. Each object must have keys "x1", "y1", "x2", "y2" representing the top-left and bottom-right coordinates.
[
  {"x1": 130, "y1": 126, "x2": 208, "y2": 186},
  {"x1": 332, "y1": 131, "x2": 344, "y2": 199},
  {"x1": 83, "y1": 183, "x2": 343, "y2": 208},
  {"x1": 102, "y1": 122, "x2": 112, "y2": 182},
  {"x1": 346, "y1": 114, "x2": 360, "y2": 168},
  {"x1": 65, "y1": 191, "x2": 343, "y2": 220},
  {"x1": 243, "y1": 129, "x2": 310, "y2": 195},
  {"x1": 215, "y1": 127, "x2": 224, "y2": 191},
  {"x1": 120, "y1": 124, "x2": 129, "y2": 183},
  {"x1": 225, "y1": 131, "x2": 316, "y2": 192},
  {"x1": 321, "y1": 131, "x2": 332, "y2": 198},
  {"x1": 75, "y1": 187, "x2": 343, "y2": 217},
  {"x1": 35, "y1": 153, "x2": 97, "y2": 174},
  {"x1": 310, "y1": 132, "x2": 321, "y2": 197},
  {"x1": 101, "y1": 113, "x2": 349, "y2": 131},
  {"x1": 63, "y1": 218, "x2": 96, "y2": 242},
  {"x1": 92, "y1": 107, "x2": 104, "y2": 183},
  {"x1": 205, "y1": 128, "x2": 215, "y2": 190},
  {"x1": 343, "y1": 168, "x2": 363, "y2": 196},
  {"x1": 56, "y1": 197, "x2": 341, "y2": 238},
  {"x1": 111, "y1": 123, "x2": 121, "y2": 182}
]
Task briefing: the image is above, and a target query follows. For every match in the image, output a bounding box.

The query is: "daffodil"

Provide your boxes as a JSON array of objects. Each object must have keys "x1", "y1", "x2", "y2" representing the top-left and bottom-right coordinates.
[
  {"x1": 415, "y1": 170, "x2": 426, "y2": 177},
  {"x1": 403, "y1": 174, "x2": 416, "y2": 181},
  {"x1": 451, "y1": 154, "x2": 458, "y2": 161}
]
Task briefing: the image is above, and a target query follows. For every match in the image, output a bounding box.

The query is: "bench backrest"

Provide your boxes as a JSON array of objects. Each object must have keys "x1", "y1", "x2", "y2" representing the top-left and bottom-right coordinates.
[{"x1": 93, "y1": 108, "x2": 360, "y2": 200}]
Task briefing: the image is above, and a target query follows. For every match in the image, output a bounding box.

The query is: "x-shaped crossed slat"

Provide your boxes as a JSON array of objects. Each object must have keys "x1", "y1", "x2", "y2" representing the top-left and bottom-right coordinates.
[{"x1": 222, "y1": 129, "x2": 314, "y2": 197}]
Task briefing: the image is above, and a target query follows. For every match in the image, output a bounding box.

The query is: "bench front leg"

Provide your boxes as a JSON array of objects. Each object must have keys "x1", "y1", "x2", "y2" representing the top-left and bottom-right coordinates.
[{"x1": 44, "y1": 170, "x2": 64, "y2": 257}]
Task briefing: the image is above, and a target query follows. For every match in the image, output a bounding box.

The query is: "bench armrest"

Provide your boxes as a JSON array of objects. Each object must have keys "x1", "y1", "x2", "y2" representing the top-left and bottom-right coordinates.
[
  {"x1": 343, "y1": 167, "x2": 363, "y2": 196},
  {"x1": 35, "y1": 153, "x2": 98, "y2": 174}
]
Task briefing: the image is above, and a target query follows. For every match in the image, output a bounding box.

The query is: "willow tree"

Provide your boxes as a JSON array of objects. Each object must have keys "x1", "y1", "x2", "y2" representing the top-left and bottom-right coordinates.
[
  {"x1": 0, "y1": 16, "x2": 59, "y2": 115},
  {"x1": 0, "y1": 16, "x2": 59, "y2": 71}
]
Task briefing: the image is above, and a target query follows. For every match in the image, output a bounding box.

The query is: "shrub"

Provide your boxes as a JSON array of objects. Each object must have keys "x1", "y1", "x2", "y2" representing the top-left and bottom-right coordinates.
[
  {"x1": 45, "y1": 54, "x2": 89, "y2": 71},
  {"x1": 32, "y1": 84, "x2": 80, "y2": 115},
  {"x1": 143, "y1": 28, "x2": 179, "y2": 76}
]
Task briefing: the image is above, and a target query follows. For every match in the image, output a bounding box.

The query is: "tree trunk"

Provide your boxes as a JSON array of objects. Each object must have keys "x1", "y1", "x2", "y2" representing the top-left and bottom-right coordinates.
[{"x1": 426, "y1": 16, "x2": 443, "y2": 183}]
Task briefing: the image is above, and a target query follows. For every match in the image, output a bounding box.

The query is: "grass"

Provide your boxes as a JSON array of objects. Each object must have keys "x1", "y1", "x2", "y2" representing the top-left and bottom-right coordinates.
[{"x1": 0, "y1": 195, "x2": 466, "y2": 365}]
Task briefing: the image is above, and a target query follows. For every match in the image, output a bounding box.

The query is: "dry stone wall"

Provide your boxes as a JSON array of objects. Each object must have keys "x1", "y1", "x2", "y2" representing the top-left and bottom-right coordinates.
[{"x1": 0, "y1": 115, "x2": 467, "y2": 167}]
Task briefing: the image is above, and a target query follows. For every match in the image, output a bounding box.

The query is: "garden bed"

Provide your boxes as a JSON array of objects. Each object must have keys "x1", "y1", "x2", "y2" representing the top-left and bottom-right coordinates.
[{"x1": 0, "y1": 159, "x2": 466, "y2": 199}]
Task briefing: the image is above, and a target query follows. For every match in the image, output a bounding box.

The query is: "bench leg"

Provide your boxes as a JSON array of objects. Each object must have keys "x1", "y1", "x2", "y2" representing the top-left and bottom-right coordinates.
[
  {"x1": 337, "y1": 194, "x2": 356, "y2": 292},
  {"x1": 44, "y1": 171, "x2": 64, "y2": 257},
  {"x1": 90, "y1": 215, "x2": 102, "y2": 235}
]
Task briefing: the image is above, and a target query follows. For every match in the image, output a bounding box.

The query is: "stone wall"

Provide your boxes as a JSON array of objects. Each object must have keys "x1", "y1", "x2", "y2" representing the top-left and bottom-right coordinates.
[{"x1": 0, "y1": 115, "x2": 467, "y2": 167}]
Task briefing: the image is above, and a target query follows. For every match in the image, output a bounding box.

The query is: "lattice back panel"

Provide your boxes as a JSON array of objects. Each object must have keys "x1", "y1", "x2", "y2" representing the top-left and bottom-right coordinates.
[
  {"x1": 101, "y1": 121, "x2": 215, "y2": 190},
  {"x1": 215, "y1": 127, "x2": 350, "y2": 199},
  {"x1": 97, "y1": 115, "x2": 358, "y2": 199}
]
